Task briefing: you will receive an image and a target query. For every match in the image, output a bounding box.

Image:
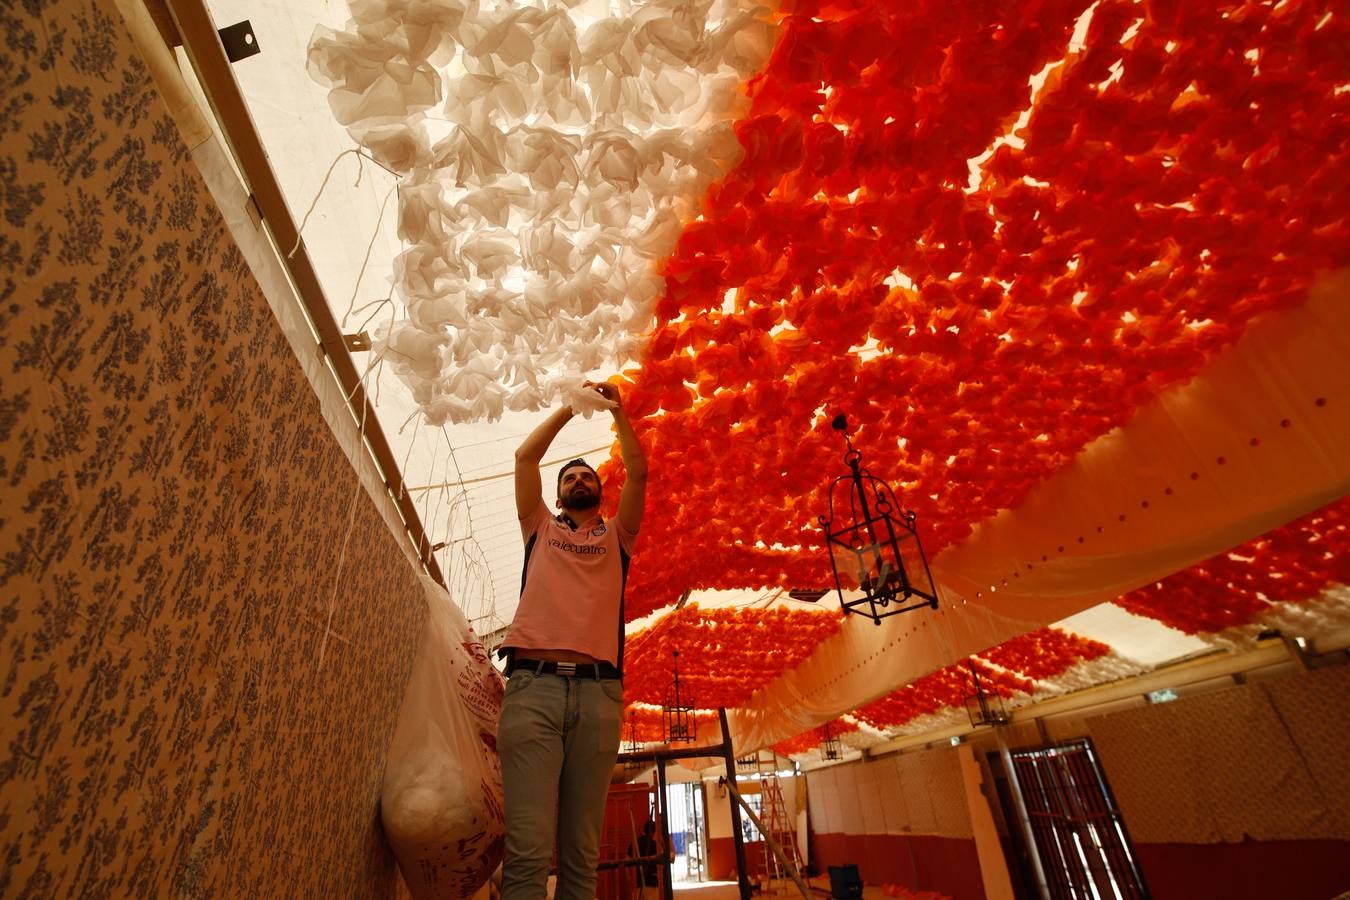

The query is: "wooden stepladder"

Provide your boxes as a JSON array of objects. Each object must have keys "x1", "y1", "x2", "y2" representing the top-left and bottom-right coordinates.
[{"x1": 745, "y1": 751, "x2": 803, "y2": 894}]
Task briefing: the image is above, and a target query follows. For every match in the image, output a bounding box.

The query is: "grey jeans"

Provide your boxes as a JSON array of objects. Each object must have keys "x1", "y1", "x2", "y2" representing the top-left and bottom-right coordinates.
[{"x1": 498, "y1": 669, "x2": 624, "y2": 900}]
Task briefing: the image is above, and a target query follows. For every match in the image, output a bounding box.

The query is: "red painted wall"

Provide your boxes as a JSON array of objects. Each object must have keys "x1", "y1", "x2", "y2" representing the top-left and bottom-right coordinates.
[
  {"x1": 707, "y1": 838, "x2": 771, "y2": 883},
  {"x1": 1136, "y1": 839, "x2": 1350, "y2": 900},
  {"x1": 811, "y1": 832, "x2": 984, "y2": 900}
]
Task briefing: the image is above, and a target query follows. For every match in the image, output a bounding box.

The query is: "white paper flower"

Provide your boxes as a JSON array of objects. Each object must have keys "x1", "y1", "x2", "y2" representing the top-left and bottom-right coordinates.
[{"x1": 310, "y1": 0, "x2": 779, "y2": 423}]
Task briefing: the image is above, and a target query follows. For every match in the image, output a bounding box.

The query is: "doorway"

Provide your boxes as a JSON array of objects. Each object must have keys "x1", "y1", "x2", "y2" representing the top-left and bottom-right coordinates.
[
  {"x1": 665, "y1": 781, "x2": 707, "y2": 883},
  {"x1": 992, "y1": 739, "x2": 1150, "y2": 900}
]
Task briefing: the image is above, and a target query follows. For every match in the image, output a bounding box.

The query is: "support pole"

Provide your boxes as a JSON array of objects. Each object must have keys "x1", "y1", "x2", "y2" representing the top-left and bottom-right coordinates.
[
  {"x1": 995, "y1": 726, "x2": 1052, "y2": 900},
  {"x1": 718, "y1": 708, "x2": 753, "y2": 900},
  {"x1": 656, "y1": 757, "x2": 674, "y2": 900}
]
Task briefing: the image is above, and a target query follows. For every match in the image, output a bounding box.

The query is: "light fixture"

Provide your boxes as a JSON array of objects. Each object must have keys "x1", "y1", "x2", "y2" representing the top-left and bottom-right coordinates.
[
  {"x1": 821, "y1": 723, "x2": 842, "y2": 761},
  {"x1": 964, "y1": 659, "x2": 1009, "y2": 727},
  {"x1": 624, "y1": 712, "x2": 643, "y2": 772},
  {"x1": 819, "y1": 414, "x2": 939, "y2": 624},
  {"x1": 663, "y1": 650, "x2": 696, "y2": 743}
]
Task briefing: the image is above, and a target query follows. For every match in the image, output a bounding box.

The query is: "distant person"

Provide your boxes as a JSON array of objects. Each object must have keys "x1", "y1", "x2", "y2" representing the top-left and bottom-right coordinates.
[
  {"x1": 637, "y1": 820, "x2": 659, "y2": 888},
  {"x1": 497, "y1": 381, "x2": 648, "y2": 900}
]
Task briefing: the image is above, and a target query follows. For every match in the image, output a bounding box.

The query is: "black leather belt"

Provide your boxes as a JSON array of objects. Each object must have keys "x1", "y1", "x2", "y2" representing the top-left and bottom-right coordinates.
[{"x1": 508, "y1": 657, "x2": 622, "y2": 679}]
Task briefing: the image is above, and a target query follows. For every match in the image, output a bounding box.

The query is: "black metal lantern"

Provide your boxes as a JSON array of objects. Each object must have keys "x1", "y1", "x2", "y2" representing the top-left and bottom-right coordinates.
[
  {"x1": 663, "y1": 650, "x2": 696, "y2": 743},
  {"x1": 964, "y1": 659, "x2": 1009, "y2": 727},
  {"x1": 624, "y1": 712, "x2": 644, "y2": 771},
  {"x1": 819, "y1": 414, "x2": 939, "y2": 624},
  {"x1": 821, "y1": 723, "x2": 843, "y2": 761}
]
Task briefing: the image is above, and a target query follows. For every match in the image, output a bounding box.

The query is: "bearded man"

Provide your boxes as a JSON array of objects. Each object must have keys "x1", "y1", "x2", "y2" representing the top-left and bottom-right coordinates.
[{"x1": 496, "y1": 380, "x2": 648, "y2": 900}]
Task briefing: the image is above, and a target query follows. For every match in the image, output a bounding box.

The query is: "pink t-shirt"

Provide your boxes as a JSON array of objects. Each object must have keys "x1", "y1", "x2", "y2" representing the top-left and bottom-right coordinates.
[{"x1": 501, "y1": 500, "x2": 639, "y2": 669}]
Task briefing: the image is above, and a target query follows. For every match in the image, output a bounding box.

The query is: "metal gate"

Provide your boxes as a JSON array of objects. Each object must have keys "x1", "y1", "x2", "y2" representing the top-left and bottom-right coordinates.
[{"x1": 1008, "y1": 740, "x2": 1149, "y2": 900}]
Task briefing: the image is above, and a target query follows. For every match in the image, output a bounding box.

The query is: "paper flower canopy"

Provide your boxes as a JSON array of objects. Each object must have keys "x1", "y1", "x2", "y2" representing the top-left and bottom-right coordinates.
[
  {"x1": 755, "y1": 627, "x2": 1117, "y2": 750},
  {"x1": 622, "y1": 704, "x2": 720, "y2": 744},
  {"x1": 309, "y1": 0, "x2": 783, "y2": 423},
  {"x1": 621, "y1": 603, "x2": 843, "y2": 709},
  {"x1": 850, "y1": 627, "x2": 1108, "y2": 731},
  {"x1": 771, "y1": 717, "x2": 859, "y2": 757},
  {"x1": 1115, "y1": 498, "x2": 1350, "y2": 634},
  {"x1": 310, "y1": 0, "x2": 1349, "y2": 699},
  {"x1": 604, "y1": 0, "x2": 1348, "y2": 623}
]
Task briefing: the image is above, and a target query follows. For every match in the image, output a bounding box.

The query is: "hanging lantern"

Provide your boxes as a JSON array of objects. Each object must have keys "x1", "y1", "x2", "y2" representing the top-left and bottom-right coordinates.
[
  {"x1": 964, "y1": 659, "x2": 1010, "y2": 727},
  {"x1": 663, "y1": 650, "x2": 696, "y2": 743},
  {"x1": 624, "y1": 712, "x2": 644, "y2": 772},
  {"x1": 821, "y1": 723, "x2": 842, "y2": 761},
  {"x1": 819, "y1": 414, "x2": 939, "y2": 624}
]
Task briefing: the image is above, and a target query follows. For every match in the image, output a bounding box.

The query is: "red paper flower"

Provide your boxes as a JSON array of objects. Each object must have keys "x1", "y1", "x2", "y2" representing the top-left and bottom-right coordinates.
[{"x1": 607, "y1": 0, "x2": 1347, "y2": 630}]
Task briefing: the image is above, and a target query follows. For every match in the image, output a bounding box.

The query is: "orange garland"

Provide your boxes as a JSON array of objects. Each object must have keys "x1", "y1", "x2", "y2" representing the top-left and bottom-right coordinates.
[
  {"x1": 978, "y1": 627, "x2": 1111, "y2": 680},
  {"x1": 620, "y1": 705, "x2": 721, "y2": 745},
  {"x1": 599, "y1": 1, "x2": 1347, "y2": 740},
  {"x1": 854, "y1": 661, "x2": 1033, "y2": 731},
  {"x1": 621, "y1": 604, "x2": 843, "y2": 709},
  {"x1": 771, "y1": 718, "x2": 860, "y2": 757},
  {"x1": 603, "y1": 0, "x2": 1348, "y2": 633},
  {"x1": 1116, "y1": 498, "x2": 1350, "y2": 633},
  {"x1": 847, "y1": 628, "x2": 1110, "y2": 731}
]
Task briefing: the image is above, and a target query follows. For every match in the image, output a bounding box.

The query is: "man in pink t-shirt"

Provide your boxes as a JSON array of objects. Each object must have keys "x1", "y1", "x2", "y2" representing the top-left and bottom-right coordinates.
[{"x1": 497, "y1": 380, "x2": 647, "y2": 900}]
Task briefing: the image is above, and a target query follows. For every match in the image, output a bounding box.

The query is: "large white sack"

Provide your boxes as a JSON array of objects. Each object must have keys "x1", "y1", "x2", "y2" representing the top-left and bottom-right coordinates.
[{"x1": 383, "y1": 575, "x2": 506, "y2": 899}]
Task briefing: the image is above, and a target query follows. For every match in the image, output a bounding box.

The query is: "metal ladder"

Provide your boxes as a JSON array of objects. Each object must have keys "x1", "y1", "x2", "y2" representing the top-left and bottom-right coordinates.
[{"x1": 754, "y1": 753, "x2": 803, "y2": 894}]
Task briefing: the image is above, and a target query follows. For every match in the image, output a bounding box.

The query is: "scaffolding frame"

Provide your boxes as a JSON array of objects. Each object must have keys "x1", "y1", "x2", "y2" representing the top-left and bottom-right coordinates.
[{"x1": 615, "y1": 708, "x2": 753, "y2": 900}]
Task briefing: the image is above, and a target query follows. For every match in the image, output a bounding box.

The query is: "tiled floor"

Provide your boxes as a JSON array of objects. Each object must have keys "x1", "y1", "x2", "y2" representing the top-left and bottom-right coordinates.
[{"x1": 672, "y1": 878, "x2": 885, "y2": 900}]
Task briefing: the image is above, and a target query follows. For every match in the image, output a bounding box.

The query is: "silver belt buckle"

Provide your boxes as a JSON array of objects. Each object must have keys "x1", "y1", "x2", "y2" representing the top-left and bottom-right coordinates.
[{"x1": 555, "y1": 661, "x2": 578, "y2": 676}]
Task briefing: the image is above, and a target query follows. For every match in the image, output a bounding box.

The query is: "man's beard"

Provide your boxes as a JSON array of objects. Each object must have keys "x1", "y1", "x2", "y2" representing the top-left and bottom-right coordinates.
[{"x1": 559, "y1": 491, "x2": 600, "y2": 512}]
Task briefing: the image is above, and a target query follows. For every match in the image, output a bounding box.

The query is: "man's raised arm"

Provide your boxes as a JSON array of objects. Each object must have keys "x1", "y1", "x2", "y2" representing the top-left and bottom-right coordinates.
[
  {"x1": 591, "y1": 383, "x2": 647, "y2": 535},
  {"x1": 514, "y1": 405, "x2": 574, "y2": 520}
]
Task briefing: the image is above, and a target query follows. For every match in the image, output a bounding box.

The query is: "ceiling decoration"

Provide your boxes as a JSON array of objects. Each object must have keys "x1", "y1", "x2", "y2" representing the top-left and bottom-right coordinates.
[
  {"x1": 607, "y1": 0, "x2": 1346, "y2": 621},
  {"x1": 772, "y1": 717, "x2": 859, "y2": 757},
  {"x1": 623, "y1": 704, "x2": 719, "y2": 744},
  {"x1": 621, "y1": 604, "x2": 844, "y2": 708},
  {"x1": 307, "y1": 0, "x2": 782, "y2": 423},
  {"x1": 296, "y1": 0, "x2": 1346, "y2": 752},
  {"x1": 1116, "y1": 498, "x2": 1350, "y2": 634},
  {"x1": 853, "y1": 627, "x2": 1107, "y2": 731}
]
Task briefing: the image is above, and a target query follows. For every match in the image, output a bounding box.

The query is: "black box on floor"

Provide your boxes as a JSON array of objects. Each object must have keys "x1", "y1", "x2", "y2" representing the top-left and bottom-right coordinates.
[{"x1": 828, "y1": 865, "x2": 863, "y2": 900}]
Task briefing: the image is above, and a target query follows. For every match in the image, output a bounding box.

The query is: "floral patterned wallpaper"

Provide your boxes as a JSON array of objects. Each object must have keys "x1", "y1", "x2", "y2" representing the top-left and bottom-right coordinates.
[
  {"x1": 1088, "y1": 665, "x2": 1350, "y2": 845},
  {"x1": 0, "y1": 1, "x2": 427, "y2": 895}
]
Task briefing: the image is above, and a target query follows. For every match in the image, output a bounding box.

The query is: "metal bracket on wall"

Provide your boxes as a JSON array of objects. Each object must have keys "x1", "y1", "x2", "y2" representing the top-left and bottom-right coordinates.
[
  {"x1": 244, "y1": 193, "x2": 263, "y2": 229},
  {"x1": 217, "y1": 20, "x2": 260, "y2": 63},
  {"x1": 343, "y1": 332, "x2": 372, "y2": 353}
]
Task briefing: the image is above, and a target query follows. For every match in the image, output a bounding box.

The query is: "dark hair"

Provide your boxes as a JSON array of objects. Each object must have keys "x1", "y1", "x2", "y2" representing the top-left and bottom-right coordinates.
[{"x1": 557, "y1": 458, "x2": 599, "y2": 493}]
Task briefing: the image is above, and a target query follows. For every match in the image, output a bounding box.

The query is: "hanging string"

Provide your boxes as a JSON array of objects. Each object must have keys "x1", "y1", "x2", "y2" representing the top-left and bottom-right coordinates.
[
  {"x1": 436, "y1": 424, "x2": 501, "y2": 627},
  {"x1": 316, "y1": 336, "x2": 416, "y2": 671},
  {"x1": 317, "y1": 383, "x2": 372, "y2": 672},
  {"x1": 341, "y1": 184, "x2": 399, "y2": 329},
  {"x1": 287, "y1": 148, "x2": 399, "y2": 259}
]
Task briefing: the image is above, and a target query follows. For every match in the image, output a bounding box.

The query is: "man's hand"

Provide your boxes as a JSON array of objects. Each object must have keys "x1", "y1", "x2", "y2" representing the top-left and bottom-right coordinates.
[{"x1": 585, "y1": 380, "x2": 621, "y2": 410}]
